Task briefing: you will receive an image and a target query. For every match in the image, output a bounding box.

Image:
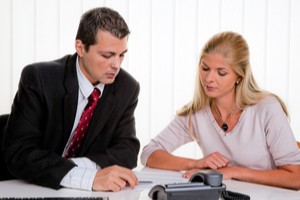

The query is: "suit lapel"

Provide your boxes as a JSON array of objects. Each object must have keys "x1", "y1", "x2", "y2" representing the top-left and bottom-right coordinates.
[
  {"x1": 80, "y1": 81, "x2": 118, "y2": 154},
  {"x1": 63, "y1": 54, "x2": 79, "y2": 143}
]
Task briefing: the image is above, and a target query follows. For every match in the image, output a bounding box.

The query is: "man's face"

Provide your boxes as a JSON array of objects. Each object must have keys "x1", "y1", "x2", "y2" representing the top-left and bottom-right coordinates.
[{"x1": 76, "y1": 30, "x2": 128, "y2": 85}]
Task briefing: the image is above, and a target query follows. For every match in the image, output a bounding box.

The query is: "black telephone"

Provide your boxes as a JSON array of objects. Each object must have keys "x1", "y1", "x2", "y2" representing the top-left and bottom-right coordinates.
[{"x1": 148, "y1": 170, "x2": 226, "y2": 200}]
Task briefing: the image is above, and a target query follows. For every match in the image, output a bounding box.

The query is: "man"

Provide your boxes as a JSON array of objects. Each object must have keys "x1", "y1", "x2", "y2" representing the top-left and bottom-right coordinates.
[{"x1": 2, "y1": 7, "x2": 140, "y2": 192}]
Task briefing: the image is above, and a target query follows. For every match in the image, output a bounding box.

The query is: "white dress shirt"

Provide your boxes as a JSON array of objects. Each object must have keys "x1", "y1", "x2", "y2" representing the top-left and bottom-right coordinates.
[{"x1": 60, "y1": 56, "x2": 105, "y2": 190}]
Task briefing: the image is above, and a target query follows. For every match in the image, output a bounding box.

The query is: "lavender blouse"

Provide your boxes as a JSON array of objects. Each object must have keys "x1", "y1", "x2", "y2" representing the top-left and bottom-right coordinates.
[{"x1": 141, "y1": 96, "x2": 300, "y2": 169}]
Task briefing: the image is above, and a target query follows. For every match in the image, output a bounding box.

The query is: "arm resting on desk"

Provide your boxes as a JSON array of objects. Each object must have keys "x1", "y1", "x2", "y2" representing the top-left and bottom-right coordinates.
[
  {"x1": 146, "y1": 150, "x2": 231, "y2": 171},
  {"x1": 147, "y1": 150, "x2": 300, "y2": 190},
  {"x1": 184, "y1": 164, "x2": 300, "y2": 190},
  {"x1": 216, "y1": 165, "x2": 300, "y2": 190}
]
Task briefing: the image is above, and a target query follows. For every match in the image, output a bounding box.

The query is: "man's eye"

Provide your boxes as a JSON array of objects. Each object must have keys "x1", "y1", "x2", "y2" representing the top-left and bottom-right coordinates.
[{"x1": 102, "y1": 54, "x2": 112, "y2": 59}]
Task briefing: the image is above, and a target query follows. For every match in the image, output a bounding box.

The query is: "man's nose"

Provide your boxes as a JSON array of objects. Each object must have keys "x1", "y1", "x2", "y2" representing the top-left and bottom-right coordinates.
[{"x1": 111, "y1": 57, "x2": 122, "y2": 70}]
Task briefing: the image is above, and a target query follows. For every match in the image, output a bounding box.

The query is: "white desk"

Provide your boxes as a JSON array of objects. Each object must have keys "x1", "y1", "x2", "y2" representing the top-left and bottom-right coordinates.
[{"x1": 0, "y1": 168, "x2": 299, "y2": 200}]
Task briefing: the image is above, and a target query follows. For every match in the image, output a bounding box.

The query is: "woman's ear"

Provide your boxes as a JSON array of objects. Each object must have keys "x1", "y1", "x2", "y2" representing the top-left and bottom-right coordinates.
[{"x1": 236, "y1": 77, "x2": 242, "y2": 85}]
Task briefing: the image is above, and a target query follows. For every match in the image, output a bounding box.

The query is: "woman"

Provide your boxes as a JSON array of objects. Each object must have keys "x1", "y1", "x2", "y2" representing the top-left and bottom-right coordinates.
[{"x1": 141, "y1": 31, "x2": 300, "y2": 190}]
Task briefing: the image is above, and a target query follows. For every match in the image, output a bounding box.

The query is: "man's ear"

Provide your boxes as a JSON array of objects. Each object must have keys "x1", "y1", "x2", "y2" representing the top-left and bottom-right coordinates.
[{"x1": 75, "y1": 40, "x2": 84, "y2": 57}]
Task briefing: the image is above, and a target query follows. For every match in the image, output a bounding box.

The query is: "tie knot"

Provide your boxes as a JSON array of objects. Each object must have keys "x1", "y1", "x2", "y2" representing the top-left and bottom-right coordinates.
[{"x1": 89, "y1": 88, "x2": 100, "y2": 103}]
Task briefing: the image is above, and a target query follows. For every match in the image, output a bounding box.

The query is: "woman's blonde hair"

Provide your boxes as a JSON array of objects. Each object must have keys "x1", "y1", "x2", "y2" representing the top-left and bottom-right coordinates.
[{"x1": 177, "y1": 31, "x2": 288, "y2": 135}]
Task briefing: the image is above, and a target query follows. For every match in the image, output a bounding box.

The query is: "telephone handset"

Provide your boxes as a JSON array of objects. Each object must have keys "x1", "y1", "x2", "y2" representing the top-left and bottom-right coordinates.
[
  {"x1": 148, "y1": 170, "x2": 250, "y2": 200},
  {"x1": 148, "y1": 170, "x2": 226, "y2": 200}
]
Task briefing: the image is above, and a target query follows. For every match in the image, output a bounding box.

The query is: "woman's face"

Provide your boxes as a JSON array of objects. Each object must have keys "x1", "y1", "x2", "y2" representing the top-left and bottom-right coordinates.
[{"x1": 200, "y1": 53, "x2": 239, "y2": 100}]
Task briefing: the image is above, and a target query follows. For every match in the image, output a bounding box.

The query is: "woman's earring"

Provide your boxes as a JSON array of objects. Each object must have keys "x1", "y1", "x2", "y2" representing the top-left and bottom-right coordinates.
[{"x1": 236, "y1": 80, "x2": 240, "y2": 85}]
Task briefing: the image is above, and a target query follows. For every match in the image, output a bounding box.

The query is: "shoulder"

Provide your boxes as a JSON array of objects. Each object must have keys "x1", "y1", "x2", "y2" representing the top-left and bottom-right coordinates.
[
  {"x1": 251, "y1": 95, "x2": 286, "y2": 120},
  {"x1": 174, "y1": 106, "x2": 208, "y2": 126},
  {"x1": 116, "y1": 68, "x2": 139, "y2": 87},
  {"x1": 255, "y1": 95, "x2": 282, "y2": 111},
  {"x1": 20, "y1": 54, "x2": 76, "y2": 90},
  {"x1": 103, "y1": 69, "x2": 140, "y2": 104},
  {"x1": 21, "y1": 54, "x2": 74, "y2": 76},
  {"x1": 113, "y1": 69, "x2": 140, "y2": 95}
]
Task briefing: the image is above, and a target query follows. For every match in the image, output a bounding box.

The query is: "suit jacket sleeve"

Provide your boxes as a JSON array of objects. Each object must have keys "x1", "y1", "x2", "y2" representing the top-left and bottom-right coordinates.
[
  {"x1": 2, "y1": 56, "x2": 140, "y2": 189},
  {"x1": 2, "y1": 59, "x2": 76, "y2": 189}
]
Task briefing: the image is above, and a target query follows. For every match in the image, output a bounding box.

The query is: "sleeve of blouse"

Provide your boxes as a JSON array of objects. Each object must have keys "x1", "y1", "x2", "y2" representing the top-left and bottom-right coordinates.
[
  {"x1": 263, "y1": 97, "x2": 300, "y2": 166},
  {"x1": 140, "y1": 115, "x2": 194, "y2": 166}
]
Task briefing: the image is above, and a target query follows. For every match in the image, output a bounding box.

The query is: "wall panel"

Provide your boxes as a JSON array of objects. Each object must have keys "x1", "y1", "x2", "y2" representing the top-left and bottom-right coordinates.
[
  {"x1": 266, "y1": 0, "x2": 290, "y2": 101},
  {"x1": 173, "y1": 0, "x2": 198, "y2": 110},
  {"x1": 36, "y1": 0, "x2": 60, "y2": 61},
  {"x1": 0, "y1": 0, "x2": 12, "y2": 113},
  {"x1": 0, "y1": 0, "x2": 299, "y2": 169},
  {"x1": 59, "y1": 0, "x2": 82, "y2": 57},
  {"x1": 128, "y1": 0, "x2": 152, "y2": 153},
  {"x1": 221, "y1": 0, "x2": 245, "y2": 32},
  {"x1": 150, "y1": 0, "x2": 175, "y2": 139},
  {"x1": 82, "y1": 0, "x2": 106, "y2": 11},
  {"x1": 12, "y1": 0, "x2": 36, "y2": 93},
  {"x1": 172, "y1": 0, "x2": 199, "y2": 158},
  {"x1": 289, "y1": 0, "x2": 300, "y2": 136},
  {"x1": 244, "y1": 0, "x2": 268, "y2": 87},
  {"x1": 197, "y1": 0, "x2": 222, "y2": 52}
]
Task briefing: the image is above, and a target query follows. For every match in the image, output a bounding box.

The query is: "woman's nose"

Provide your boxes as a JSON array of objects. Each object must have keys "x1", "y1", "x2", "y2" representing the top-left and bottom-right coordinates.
[{"x1": 205, "y1": 71, "x2": 214, "y2": 82}]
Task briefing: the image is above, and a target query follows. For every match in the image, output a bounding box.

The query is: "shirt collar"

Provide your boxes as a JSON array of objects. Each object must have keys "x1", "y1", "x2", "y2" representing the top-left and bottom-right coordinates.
[{"x1": 76, "y1": 56, "x2": 105, "y2": 99}]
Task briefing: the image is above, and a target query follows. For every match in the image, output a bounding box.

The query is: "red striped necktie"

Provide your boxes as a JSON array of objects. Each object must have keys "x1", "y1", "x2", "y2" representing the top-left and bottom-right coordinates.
[{"x1": 65, "y1": 88, "x2": 100, "y2": 158}]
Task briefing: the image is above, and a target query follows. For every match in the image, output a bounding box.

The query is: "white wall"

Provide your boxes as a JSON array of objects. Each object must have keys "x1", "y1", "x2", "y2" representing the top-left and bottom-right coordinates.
[{"x1": 1, "y1": 0, "x2": 300, "y2": 169}]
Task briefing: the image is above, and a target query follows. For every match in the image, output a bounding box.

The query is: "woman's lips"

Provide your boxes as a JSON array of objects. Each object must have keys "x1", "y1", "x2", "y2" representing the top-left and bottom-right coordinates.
[{"x1": 206, "y1": 85, "x2": 217, "y2": 91}]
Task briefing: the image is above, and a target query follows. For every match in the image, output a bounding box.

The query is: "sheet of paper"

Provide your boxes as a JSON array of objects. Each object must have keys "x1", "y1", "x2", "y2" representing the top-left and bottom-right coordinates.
[{"x1": 134, "y1": 167, "x2": 188, "y2": 184}]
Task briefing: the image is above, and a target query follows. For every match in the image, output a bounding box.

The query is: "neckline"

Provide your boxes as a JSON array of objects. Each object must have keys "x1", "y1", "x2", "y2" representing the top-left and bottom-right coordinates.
[
  {"x1": 207, "y1": 106, "x2": 245, "y2": 135},
  {"x1": 214, "y1": 105, "x2": 237, "y2": 132}
]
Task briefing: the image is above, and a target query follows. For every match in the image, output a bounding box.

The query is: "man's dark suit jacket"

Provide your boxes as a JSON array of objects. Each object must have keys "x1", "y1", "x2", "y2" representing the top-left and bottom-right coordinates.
[{"x1": 2, "y1": 53, "x2": 140, "y2": 189}]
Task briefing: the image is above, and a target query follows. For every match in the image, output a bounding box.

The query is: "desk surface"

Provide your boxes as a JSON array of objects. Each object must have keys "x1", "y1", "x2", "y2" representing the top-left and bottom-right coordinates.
[{"x1": 0, "y1": 168, "x2": 299, "y2": 200}]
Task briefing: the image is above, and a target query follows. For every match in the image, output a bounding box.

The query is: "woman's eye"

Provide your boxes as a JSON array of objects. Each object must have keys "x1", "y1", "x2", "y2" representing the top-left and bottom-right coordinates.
[
  {"x1": 218, "y1": 71, "x2": 227, "y2": 76},
  {"x1": 201, "y1": 66, "x2": 209, "y2": 71}
]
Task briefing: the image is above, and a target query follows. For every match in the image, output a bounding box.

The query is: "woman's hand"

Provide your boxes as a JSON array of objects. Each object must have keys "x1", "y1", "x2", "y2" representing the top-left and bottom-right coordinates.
[
  {"x1": 195, "y1": 152, "x2": 231, "y2": 169},
  {"x1": 183, "y1": 152, "x2": 231, "y2": 178}
]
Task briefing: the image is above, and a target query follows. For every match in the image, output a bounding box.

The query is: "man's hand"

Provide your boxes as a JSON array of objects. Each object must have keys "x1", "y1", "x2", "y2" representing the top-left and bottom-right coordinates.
[{"x1": 92, "y1": 165, "x2": 138, "y2": 192}]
